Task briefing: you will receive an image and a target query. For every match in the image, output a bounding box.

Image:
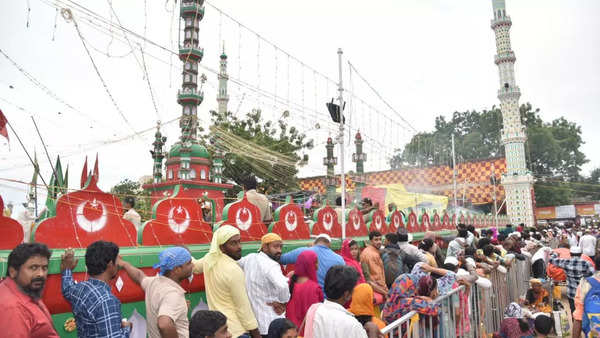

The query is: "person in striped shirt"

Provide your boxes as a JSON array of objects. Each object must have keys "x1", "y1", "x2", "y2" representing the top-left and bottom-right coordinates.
[{"x1": 239, "y1": 233, "x2": 290, "y2": 337}]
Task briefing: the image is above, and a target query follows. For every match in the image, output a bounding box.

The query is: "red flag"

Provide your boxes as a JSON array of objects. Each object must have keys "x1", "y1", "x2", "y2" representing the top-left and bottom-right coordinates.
[{"x1": 0, "y1": 109, "x2": 8, "y2": 141}]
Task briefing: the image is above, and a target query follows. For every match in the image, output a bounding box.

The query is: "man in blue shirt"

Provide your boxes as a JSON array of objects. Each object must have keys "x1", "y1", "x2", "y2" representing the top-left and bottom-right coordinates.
[
  {"x1": 280, "y1": 233, "x2": 345, "y2": 291},
  {"x1": 61, "y1": 241, "x2": 131, "y2": 338}
]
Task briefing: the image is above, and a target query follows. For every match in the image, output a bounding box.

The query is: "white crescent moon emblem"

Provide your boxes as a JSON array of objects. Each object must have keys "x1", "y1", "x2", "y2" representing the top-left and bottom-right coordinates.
[
  {"x1": 285, "y1": 211, "x2": 297, "y2": 231},
  {"x1": 394, "y1": 215, "x2": 400, "y2": 226},
  {"x1": 76, "y1": 200, "x2": 107, "y2": 232},
  {"x1": 352, "y1": 215, "x2": 360, "y2": 230},
  {"x1": 168, "y1": 206, "x2": 190, "y2": 233},
  {"x1": 323, "y1": 212, "x2": 333, "y2": 231},
  {"x1": 375, "y1": 216, "x2": 382, "y2": 229},
  {"x1": 236, "y1": 207, "x2": 252, "y2": 230}
]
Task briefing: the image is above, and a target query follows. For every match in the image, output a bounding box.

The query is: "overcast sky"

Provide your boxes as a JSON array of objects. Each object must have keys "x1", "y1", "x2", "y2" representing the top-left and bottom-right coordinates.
[{"x1": 1, "y1": 0, "x2": 599, "y2": 212}]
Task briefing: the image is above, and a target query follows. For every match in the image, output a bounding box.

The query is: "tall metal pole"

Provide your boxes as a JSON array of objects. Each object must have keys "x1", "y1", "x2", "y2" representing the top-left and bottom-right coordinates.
[
  {"x1": 451, "y1": 134, "x2": 457, "y2": 225},
  {"x1": 492, "y1": 162, "x2": 498, "y2": 226},
  {"x1": 337, "y1": 48, "x2": 346, "y2": 240}
]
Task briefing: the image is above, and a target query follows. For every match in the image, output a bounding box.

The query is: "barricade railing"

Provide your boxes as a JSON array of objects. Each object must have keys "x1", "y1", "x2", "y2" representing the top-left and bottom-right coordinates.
[{"x1": 381, "y1": 257, "x2": 534, "y2": 337}]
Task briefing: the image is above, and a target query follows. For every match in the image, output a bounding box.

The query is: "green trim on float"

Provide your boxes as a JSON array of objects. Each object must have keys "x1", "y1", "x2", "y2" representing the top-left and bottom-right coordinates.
[{"x1": 51, "y1": 292, "x2": 207, "y2": 337}]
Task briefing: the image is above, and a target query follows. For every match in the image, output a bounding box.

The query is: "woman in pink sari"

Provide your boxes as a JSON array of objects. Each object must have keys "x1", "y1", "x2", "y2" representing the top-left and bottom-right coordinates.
[
  {"x1": 341, "y1": 239, "x2": 367, "y2": 284},
  {"x1": 286, "y1": 250, "x2": 323, "y2": 333}
]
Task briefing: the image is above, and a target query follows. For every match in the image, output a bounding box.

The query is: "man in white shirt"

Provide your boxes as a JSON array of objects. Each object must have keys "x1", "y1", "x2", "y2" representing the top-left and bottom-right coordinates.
[
  {"x1": 397, "y1": 228, "x2": 429, "y2": 263},
  {"x1": 311, "y1": 265, "x2": 381, "y2": 338},
  {"x1": 579, "y1": 229, "x2": 597, "y2": 261},
  {"x1": 239, "y1": 233, "x2": 290, "y2": 336},
  {"x1": 123, "y1": 196, "x2": 142, "y2": 232}
]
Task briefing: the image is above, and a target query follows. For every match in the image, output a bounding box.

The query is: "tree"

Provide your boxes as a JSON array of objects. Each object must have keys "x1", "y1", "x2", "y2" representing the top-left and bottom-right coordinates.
[
  {"x1": 199, "y1": 109, "x2": 313, "y2": 196},
  {"x1": 389, "y1": 103, "x2": 592, "y2": 206},
  {"x1": 110, "y1": 178, "x2": 152, "y2": 220}
]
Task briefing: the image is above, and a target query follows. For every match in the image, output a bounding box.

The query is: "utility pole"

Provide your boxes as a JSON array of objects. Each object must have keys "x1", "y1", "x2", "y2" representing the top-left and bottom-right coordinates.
[
  {"x1": 451, "y1": 133, "x2": 457, "y2": 225},
  {"x1": 491, "y1": 162, "x2": 498, "y2": 226},
  {"x1": 337, "y1": 48, "x2": 346, "y2": 240}
]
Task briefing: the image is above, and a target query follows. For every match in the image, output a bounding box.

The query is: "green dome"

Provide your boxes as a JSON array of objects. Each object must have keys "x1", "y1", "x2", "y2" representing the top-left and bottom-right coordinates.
[{"x1": 169, "y1": 142, "x2": 210, "y2": 158}]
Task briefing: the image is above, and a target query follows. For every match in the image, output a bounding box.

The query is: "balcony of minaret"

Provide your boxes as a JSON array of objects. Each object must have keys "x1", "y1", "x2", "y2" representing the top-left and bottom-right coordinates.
[
  {"x1": 179, "y1": 46, "x2": 204, "y2": 61},
  {"x1": 182, "y1": 73, "x2": 198, "y2": 87},
  {"x1": 180, "y1": 2, "x2": 205, "y2": 20},
  {"x1": 494, "y1": 51, "x2": 516, "y2": 65},
  {"x1": 490, "y1": 16, "x2": 512, "y2": 29},
  {"x1": 184, "y1": 61, "x2": 198, "y2": 75},
  {"x1": 497, "y1": 85, "x2": 521, "y2": 101},
  {"x1": 177, "y1": 88, "x2": 204, "y2": 105},
  {"x1": 323, "y1": 157, "x2": 338, "y2": 166},
  {"x1": 500, "y1": 126, "x2": 526, "y2": 144}
]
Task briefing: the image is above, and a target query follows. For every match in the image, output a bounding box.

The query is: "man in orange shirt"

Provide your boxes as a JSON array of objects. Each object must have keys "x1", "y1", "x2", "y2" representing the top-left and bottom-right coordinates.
[{"x1": 360, "y1": 231, "x2": 388, "y2": 298}]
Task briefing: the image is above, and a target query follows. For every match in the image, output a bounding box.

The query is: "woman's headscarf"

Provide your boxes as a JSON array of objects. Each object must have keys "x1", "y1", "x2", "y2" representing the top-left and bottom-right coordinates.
[
  {"x1": 295, "y1": 250, "x2": 318, "y2": 282},
  {"x1": 203, "y1": 225, "x2": 240, "y2": 273},
  {"x1": 340, "y1": 239, "x2": 366, "y2": 284},
  {"x1": 504, "y1": 302, "x2": 524, "y2": 318},
  {"x1": 417, "y1": 275, "x2": 436, "y2": 297},
  {"x1": 349, "y1": 283, "x2": 376, "y2": 316},
  {"x1": 267, "y1": 318, "x2": 297, "y2": 338}
]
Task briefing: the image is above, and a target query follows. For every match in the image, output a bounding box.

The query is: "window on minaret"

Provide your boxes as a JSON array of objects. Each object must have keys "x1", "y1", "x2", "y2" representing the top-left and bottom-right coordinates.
[
  {"x1": 201, "y1": 169, "x2": 207, "y2": 180},
  {"x1": 190, "y1": 169, "x2": 196, "y2": 179}
]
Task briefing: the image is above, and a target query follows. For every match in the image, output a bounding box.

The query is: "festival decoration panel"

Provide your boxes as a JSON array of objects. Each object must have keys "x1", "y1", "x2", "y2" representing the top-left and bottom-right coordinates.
[
  {"x1": 386, "y1": 209, "x2": 404, "y2": 233},
  {"x1": 419, "y1": 210, "x2": 431, "y2": 232},
  {"x1": 432, "y1": 211, "x2": 442, "y2": 231},
  {"x1": 344, "y1": 207, "x2": 368, "y2": 237},
  {"x1": 405, "y1": 209, "x2": 419, "y2": 233},
  {"x1": 141, "y1": 185, "x2": 212, "y2": 245},
  {"x1": 310, "y1": 205, "x2": 342, "y2": 238},
  {"x1": 299, "y1": 158, "x2": 507, "y2": 205},
  {"x1": 269, "y1": 200, "x2": 311, "y2": 240},
  {"x1": 442, "y1": 212, "x2": 451, "y2": 230},
  {"x1": 219, "y1": 193, "x2": 266, "y2": 242},
  {"x1": 367, "y1": 209, "x2": 388, "y2": 234},
  {"x1": 0, "y1": 195, "x2": 24, "y2": 249},
  {"x1": 33, "y1": 174, "x2": 137, "y2": 248}
]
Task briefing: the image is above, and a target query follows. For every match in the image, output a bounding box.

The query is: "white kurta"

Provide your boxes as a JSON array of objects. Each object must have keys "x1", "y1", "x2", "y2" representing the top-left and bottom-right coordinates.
[{"x1": 312, "y1": 300, "x2": 368, "y2": 338}]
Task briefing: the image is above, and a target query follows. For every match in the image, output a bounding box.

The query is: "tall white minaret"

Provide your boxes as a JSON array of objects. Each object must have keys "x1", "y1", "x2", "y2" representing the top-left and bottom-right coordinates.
[
  {"x1": 217, "y1": 43, "x2": 229, "y2": 114},
  {"x1": 491, "y1": 0, "x2": 535, "y2": 227}
]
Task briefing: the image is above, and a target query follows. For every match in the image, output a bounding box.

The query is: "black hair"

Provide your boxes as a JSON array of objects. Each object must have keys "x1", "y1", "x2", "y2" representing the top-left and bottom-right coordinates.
[
  {"x1": 457, "y1": 229, "x2": 469, "y2": 238},
  {"x1": 348, "y1": 240, "x2": 358, "y2": 247},
  {"x1": 324, "y1": 265, "x2": 359, "y2": 300},
  {"x1": 190, "y1": 310, "x2": 227, "y2": 338},
  {"x1": 124, "y1": 196, "x2": 135, "y2": 208},
  {"x1": 442, "y1": 262, "x2": 458, "y2": 272},
  {"x1": 362, "y1": 198, "x2": 373, "y2": 206},
  {"x1": 477, "y1": 238, "x2": 491, "y2": 249},
  {"x1": 482, "y1": 244, "x2": 495, "y2": 257},
  {"x1": 457, "y1": 223, "x2": 467, "y2": 230},
  {"x1": 522, "y1": 231, "x2": 530, "y2": 240},
  {"x1": 7, "y1": 243, "x2": 52, "y2": 276},
  {"x1": 243, "y1": 176, "x2": 258, "y2": 191},
  {"x1": 267, "y1": 318, "x2": 297, "y2": 338},
  {"x1": 464, "y1": 247, "x2": 476, "y2": 257},
  {"x1": 6, "y1": 243, "x2": 52, "y2": 276},
  {"x1": 497, "y1": 233, "x2": 507, "y2": 242},
  {"x1": 467, "y1": 225, "x2": 475, "y2": 233},
  {"x1": 506, "y1": 224, "x2": 513, "y2": 228},
  {"x1": 369, "y1": 231, "x2": 382, "y2": 240},
  {"x1": 419, "y1": 238, "x2": 434, "y2": 251},
  {"x1": 385, "y1": 233, "x2": 399, "y2": 244},
  {"x1": 335, "y1": 196, "x2": 342, "y2": 206},
  {"x1": 85, "y1": 241, "x2": 119, "y2": 276},
  {"x1": 534, "y1": 314, "x2": 554, "y2": 335},
  {"x1": 355, "y1": 315, "x2": 373, "y2": 326}
]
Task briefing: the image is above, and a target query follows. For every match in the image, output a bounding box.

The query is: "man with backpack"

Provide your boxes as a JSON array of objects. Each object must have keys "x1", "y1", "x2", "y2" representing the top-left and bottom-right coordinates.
[
  {"x1": 572, "y1": 270, "x2": 600, "y2": 338},
  {"x1": 380, "y1": 233, "x2": 405, "y2": 288}
]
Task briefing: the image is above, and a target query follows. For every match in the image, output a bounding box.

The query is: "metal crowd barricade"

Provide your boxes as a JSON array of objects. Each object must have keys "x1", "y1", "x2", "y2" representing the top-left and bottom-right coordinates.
[
  {"x1": 381, "y1": 311, "x2": 420, "y2": 338},
  {"x1": 381, "y1": 257, "x2": 534, "y2": 337}
]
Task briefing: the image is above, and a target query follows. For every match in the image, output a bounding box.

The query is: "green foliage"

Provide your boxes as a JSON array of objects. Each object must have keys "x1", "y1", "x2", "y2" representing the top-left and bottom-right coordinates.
[
  {"x1": 110, "y1": 178, "x2": 152, "y2": 220},
  {"x1": 199, "y1": 109, "x2": 313, "y2": 196},
  {"x1": 390, "y1": 103, "x2": 595, "y2": 207}
]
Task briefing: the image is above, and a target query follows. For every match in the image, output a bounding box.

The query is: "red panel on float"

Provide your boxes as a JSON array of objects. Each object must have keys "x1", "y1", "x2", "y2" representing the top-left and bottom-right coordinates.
[
  {"x1": 219, "y1": 193, "x2": 266, "y2": 242},
  {"x1": 345, "y1": 207, "x2": 368, "y2": 237},
  {"x1": 33, "y1": 175, "x2": 137, "y2": 248},
  {"x1": 367, "y1": 209, "x2": 388, "y2": 234},
  {"x1": 406, "y1": 210, "x2": 419, "y2": 233},
  {"x1": 0, "y1": 195, "x2": 24, "y2": 249},
  {"x1": 387, "y1": 209, "x2": 404, "y2": 233},
  {"x1": 270, "y1": 202, "x2": 310, "y2": 240},
  {"x1": 311, "y1": 205, "x2": 342, "y2": 238},
  {"x1": 141, "y1": 185, "x2": 212, "y2": 245}
]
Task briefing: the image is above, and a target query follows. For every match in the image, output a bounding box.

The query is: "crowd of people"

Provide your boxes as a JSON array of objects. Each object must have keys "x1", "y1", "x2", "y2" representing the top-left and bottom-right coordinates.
[{"x1": 5, "y1": 217, "x2": 600, "y2": 337}]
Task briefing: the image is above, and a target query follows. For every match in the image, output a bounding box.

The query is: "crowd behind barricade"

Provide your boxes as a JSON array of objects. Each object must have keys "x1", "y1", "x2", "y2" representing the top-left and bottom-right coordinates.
[{"x1": 4, "y1": 212, "x2": 600, "y2": 338}]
